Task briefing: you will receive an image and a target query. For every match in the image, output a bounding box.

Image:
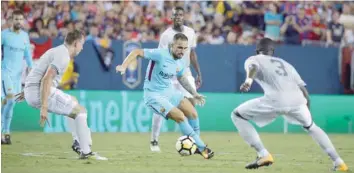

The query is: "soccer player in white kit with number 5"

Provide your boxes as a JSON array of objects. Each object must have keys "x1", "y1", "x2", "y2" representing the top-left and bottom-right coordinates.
[
  {"x1": 150, "y1": 6, "x2": 202, "y2": 152},
  {"x1": 231, "y1": 38, "x2": 348, "y2": 171},
  {"x1": 16, "y1": 30, "x2": 107, "y2": 160}
]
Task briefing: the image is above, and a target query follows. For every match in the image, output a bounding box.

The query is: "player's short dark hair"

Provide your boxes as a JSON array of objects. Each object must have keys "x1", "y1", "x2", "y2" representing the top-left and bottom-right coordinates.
[
  {"x1": 173, "y1": 6, "x2": 185, "y2": 13},
  {"x1": 12, "y1": 10, "x2": 24, "y2": 17},
  {"x1": 173, "y1": 33, "x2": 188, "y2": 42},
  {"x1": 256, "y1": 38, "x2": 275, "y2": 56},
  {"x1": 65, "y1": 29, "x2": 84, "y2": 45}
]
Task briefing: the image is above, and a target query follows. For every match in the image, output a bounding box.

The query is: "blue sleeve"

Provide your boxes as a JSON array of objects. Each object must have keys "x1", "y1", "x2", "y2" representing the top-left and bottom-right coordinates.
[
  {"x1": 24, "y1": 33, "x2": 33, "y2": 68},
  {"x1": 143, "y1": 49, "x2": 162, "y2": 62}
]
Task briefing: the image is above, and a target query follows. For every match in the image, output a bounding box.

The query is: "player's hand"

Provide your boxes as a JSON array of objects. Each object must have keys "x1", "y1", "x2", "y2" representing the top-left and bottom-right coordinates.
[
  {"x1": 115, "y1": 65, "x2": 127, "y2": 75},
  {"x1": 15, "y1": 92, "x2": 25, "y2": 102},
  {"x1": 192, "y1": 93, "x2": 206, "y2": 106},
  {"x1": 196, "y1": 75, "x2": 202, "y2": 89},
  {"x1": 39, "y1": 107, "x2": 50, "y2": 128},
  {"x1": 240, "y1": 82, "x2": 251, "y2": 92}
]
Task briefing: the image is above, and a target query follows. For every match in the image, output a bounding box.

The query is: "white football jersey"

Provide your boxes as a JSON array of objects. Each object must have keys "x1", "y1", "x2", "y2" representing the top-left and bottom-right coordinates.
[
  {"x1": 245, "y1": 54, "x2": 307, "y2": 106},
  {"x1": 158, "y1": 25, "x2": 197, "y2": 72},
  {"x1": 25, "y1": 44, "x2": 70, "y2": 88}
]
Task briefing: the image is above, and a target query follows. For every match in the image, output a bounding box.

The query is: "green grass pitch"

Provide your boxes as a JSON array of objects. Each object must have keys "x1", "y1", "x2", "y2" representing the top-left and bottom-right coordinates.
[{"x1": 1, "y1": 132, "x2": 354, "y2": 173}]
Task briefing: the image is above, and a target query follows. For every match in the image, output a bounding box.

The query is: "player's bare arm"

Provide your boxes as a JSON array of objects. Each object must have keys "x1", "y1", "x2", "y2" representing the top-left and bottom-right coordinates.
[
  {"x1": 299, "y1": 85, "x2": 310, "y2": 109},
  {"x1": 116, "y1": 49, "x2": 144, "y2": 75},
  {"x1": 190, "y1": 49, "x2": 202, "y2": 88},
  {"x1": 178, "y1": 74, "x2": 198, "y2": 96},
  {"x1": 178, "y1": 74, "x2": 205, "y2": 106},
  {"x1": 39, "y1": 66, "x2": 57, "y2": 127},
  {"x1": 240, "y1": 64, "x2": 258, "y2": 92}
]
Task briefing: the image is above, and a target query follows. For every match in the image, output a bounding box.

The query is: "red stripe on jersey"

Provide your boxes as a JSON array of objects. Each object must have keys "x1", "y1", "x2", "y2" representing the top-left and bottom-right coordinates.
[{"x1": 148, "y1": 61, "x2": 156, "y2": 81}]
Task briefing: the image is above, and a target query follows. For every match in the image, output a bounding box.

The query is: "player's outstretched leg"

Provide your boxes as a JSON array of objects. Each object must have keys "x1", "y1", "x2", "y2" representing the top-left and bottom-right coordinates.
[
  {"x1": 67, "y1": 117, "x2": 80, "y2": 154},
  {"x1": 231, "y1": 111, "x2": 273, "y2": 169},
  {"x1": 304, "y1": 123, "x2": 348, "y2": 172},
  {"x1": 168, "y1": 107, "x2": 214, "y2": 159},
  {"x1": 178, "y1": 98, "x2": 201, "y2": 154},
  {"x1": 1, "y1": 96, "x2": 16, "y2": 145},
  {"x1": 150, "y1": 113, "x2": 163, "y2": 152},
  {"x1": 180, "y1": 98, "x2": 200, "y2": 136},
  {"x1": 70, "y1": 105, "x2": 107, "y2": 160}
]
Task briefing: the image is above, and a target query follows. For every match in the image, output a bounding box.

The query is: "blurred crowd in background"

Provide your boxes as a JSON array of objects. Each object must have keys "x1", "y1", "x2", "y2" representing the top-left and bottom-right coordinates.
[{"x1": 1, "y1": 1, "x2": 354, "y2": 47}]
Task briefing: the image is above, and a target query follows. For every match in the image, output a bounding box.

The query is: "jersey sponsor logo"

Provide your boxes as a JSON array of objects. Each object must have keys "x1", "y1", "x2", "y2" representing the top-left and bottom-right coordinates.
[
  {"x1": 7, "y1": 45, "x2": 25, "y2": 52},
  {"x1": 122, "y1": 41, "x2": 142, "y2": 89},
  {"x1": 159, "y1": 71, "x2": 174, "y2": 79}
]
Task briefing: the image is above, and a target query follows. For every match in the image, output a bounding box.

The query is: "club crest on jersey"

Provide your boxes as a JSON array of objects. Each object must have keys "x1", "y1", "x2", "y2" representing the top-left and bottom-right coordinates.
[{"x1": 122, "y1": 41, "x2": 142, "y2": 89}]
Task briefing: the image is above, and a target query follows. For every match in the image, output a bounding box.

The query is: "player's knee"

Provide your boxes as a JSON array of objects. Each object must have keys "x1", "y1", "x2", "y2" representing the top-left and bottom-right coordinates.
[
  {"x1": 190, "y1": 111, "x2": 198, "y2": 119},
  {"x1": 73, "y1": 105, "x2": 86, "y2": 114},
  {"x1": 76, "y1": 110, "x2": 87, "y2": 119},
  {"x1": 169, "y1": 110, "x2": 185, "y2": 123},
  {"x1": 231, "y1": 110, "x2": 247, "y2": 121},
  {"x1": 231, "y1": 111, "x2": 238, "y2": 122},
  {"x1": 174, "y1": 114, "x2": 185, "y2": 123},
  {"x1": 185, "y1": 108, "x2": 198, "y2": 119},
  {"x1": 69, "y1": 105, "x2": 87, "y2": 119},
  {"x1": 76, "y1": 105, "x2": 87, "y2": 114},
  {"x1": 303, "y1": 121, "x2": 316, "y2": 131},
  {"x1": 180, "y1": 98, "x2": 198, "y2": 119}
]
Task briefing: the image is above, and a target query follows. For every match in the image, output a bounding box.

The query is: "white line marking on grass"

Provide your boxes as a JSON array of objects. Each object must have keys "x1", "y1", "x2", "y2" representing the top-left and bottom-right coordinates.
[
  {"x1": 22, "y1": 153, "x2": 44, "y2": 157},
  {"x1": 21, "y1": 153, "x2": 83, "y2": 160}
]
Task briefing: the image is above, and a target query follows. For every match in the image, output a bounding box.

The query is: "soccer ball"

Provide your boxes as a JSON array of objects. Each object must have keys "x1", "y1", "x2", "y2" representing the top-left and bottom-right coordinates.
[{"x1": 175, "y1": 136, "x2": 197, "y2": 156}]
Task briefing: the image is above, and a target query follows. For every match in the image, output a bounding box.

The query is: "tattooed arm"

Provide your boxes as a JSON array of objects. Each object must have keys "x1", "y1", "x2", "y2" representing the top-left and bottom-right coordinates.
[
  {"x1": 178, "y1": 73, "x2": 205, "y2": 106},
  {"x1": 177, "y1": 74, "x2": 198, "y2": 96}
]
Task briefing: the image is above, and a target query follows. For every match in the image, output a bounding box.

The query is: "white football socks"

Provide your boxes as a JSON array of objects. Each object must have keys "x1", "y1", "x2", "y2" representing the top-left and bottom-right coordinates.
[
  {"x1": 231, "y1": 112, "x2": 269, "y2": 157},
  {"x1": 75, "y1": 113, "x2": 91, "y2": 154},
  {"x1": 67, "y1": 117, "x2": 79, "y2": 142},
  {"x1": 306, "y1": 123, "x2": 343, "y2": 165},
  {"x1": 151, "y1": 113, "x2": 163, "y2": 142}
]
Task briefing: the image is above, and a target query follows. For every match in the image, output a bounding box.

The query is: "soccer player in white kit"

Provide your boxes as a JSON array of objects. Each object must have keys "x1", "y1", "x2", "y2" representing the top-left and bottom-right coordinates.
[
  {"x1": 231, "y1": 38, "x2": 348, "y2": 171},
  {"x1": 150, "y1": 6, "x2": 203, "y2": 152},
  {"x1": 16, "y1": 30, "x2": 107, "y2": 160}
]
